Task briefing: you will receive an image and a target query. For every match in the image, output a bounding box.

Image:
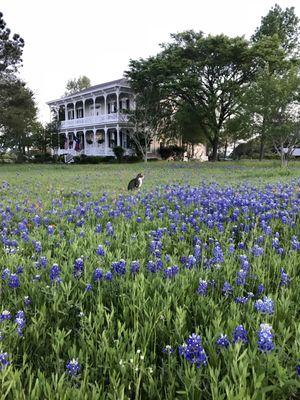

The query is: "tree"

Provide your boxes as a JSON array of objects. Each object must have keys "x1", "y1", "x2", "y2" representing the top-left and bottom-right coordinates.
[
  {"x1": 252, "y1": 4, "x2": 300, "y2": 56},
  {"x1": 65, "y1": 76, "x2": 91, "y2": 95},
  {"x1": 31, "y1": 118, "x2": 59, "y2": 157},
  {"x1": 250, "y1": 5, "x2": 300, "y2": 160},
  {"x1": 127, "y1": 31, "x2": 255, "y2": 161},
  {"x1": 0, "y1": 78, "x2": 37, "y2": 157},
  {"x1": 0, "y1": 11, "x2": 24, "y2": 76}
]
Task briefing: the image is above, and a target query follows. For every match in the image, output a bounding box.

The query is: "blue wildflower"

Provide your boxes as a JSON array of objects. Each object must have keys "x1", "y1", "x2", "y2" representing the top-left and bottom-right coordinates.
[
  {"x1": 93, "y1": 268, "x2": 103, "y2": 282},
  {"x1": 178, "y1": 333, "x2": 207, "y2": 367},
  {"x1": 222, "y1": 281, "x2": 233, "y2": 297},
  {"x1": 280, "y1": 268, "x2": 290, "y2": 286},
  {"x1": 49, "y1": 263, "x2": 61, "y2": 283},
  {"x1": 162, "y1": 345, "x2": 174, "y2": 355},
  {"x1": 254, "y1": 296, "x2": 274, "y2": 315},
  {"x1": 0, "y1": 352, "x2": 10, "y2": 370},
  {"x1": 96, "y1": 245, "x2": 105, "y2": 256},
  {"x1": 130, "y1": 261, "x2": 140, "y2": 275},
  {"x1": 232, "y1": 325, "x2": 248, "y2": 344},
  {"x1": 66, "y1": 358, "x2": 81, "y2": 376},
  {"x1": 73, "y1": 257, "x2": 84, "y2": 278},
  {"x1": 197, "y1": 280, "x2": 208, "y2": 295},
  {"x1": 216, "y1": 334, "x2": 230, "y2": 349},
  {"x1": 257, "y1": 324, "x2": 275, "y2": 352}
]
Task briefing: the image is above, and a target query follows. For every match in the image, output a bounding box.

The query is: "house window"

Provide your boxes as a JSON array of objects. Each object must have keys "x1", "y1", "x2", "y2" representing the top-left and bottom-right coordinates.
[
  {"x1": 126, "y1": 99, "x2": 130, "y2": 109},
  {"x1": 68, "y1": 109, "x2": 74, "y2": 120},
  {"x1": 77, "y1": 108, "x2": 83, "y2": 118},
  {"x1": 108, "y1": 103, "x2": 111, "y2": 114}
]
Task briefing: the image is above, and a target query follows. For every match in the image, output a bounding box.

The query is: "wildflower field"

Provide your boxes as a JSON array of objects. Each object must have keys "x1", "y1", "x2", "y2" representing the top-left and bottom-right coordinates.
[{"x1": 0, "y1": 161, "x2": 300, "y2": 400}]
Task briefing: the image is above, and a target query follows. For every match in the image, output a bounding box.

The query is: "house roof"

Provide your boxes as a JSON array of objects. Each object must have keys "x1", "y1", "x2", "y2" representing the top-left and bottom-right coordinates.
[{"x1": 47, "y1": 78, "x2": 130, "y2": 105}]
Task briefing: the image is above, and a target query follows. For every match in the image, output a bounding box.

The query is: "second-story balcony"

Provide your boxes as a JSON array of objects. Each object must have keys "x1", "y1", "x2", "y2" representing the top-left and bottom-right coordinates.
[{"x1": 60, "y1": 113, "x2": 128, "y2": 129}]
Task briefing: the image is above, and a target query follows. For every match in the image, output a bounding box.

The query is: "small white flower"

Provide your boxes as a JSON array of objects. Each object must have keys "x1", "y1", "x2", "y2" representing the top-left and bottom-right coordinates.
[
  {"x1": 136, "y1": 349, "x2": 141, "y2": 354},
  {"x1": 140, "y1": 355, "x2": 144, "y2": 360},
  {"x1": 130, "y1": 358, "x2": 134, "y2": 363}
]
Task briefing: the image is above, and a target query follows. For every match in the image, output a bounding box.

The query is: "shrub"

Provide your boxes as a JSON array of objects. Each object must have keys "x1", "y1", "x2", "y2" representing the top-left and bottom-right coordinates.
[
  {"x1": 113, "y1": 146, "x2": 125, "y2": 162},
  {"x1": 158, "y1": 145, "x2": 185, "y2": 160}
]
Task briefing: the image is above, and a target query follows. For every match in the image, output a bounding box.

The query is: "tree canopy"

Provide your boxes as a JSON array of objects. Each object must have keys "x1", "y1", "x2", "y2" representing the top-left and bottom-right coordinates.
[{"x1": 65, "y1": 76, "x2": 91, "y2": 95}]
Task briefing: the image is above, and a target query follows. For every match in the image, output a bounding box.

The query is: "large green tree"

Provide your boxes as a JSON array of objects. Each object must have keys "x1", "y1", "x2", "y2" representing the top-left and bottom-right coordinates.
[
  {"x1": 127, "y1": 31, "x2": 255, "y2": 161},
  {"x1": 249, "y1": 5, "x2": 300, "y2": 160}
]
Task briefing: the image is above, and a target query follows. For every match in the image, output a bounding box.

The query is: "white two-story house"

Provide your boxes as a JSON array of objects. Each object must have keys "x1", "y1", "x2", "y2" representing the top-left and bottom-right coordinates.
[
  {"x1": 47, "y1": 78, "x2": 207, "y2": 160},
  {"x1": 47, "y1": 78, "x2": 137, "y2": 158}
]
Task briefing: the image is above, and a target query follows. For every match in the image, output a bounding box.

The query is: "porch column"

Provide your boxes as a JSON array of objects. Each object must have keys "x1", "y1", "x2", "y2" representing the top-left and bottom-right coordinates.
[
  {"x1": 116, "y1": 90, "x2": 119, "y2": 114},
  {"x1": 116, "y1": 125, "x2": 120, "y2": 146},
  {"x1": 104, "y1": 127, "x2": 108, "y2": 155},
  {"x1": 83, "y1": 129, "x2": 86, "y2": 155},
  {"x1": 93, "y1": 96, "x2": 96, "y2": 117},
  {"x1": 74, "y1": 130, "x2": 77, "y2": 152},
  {"x1": 82, "y1": 98, "x2": 85, "y2": 118},
  {"x1": 104, "y1": 95, "x2": 107, "y2": 116},
  {"x1": 73, "y1": 102, "x2": 76, "y2": 119}
]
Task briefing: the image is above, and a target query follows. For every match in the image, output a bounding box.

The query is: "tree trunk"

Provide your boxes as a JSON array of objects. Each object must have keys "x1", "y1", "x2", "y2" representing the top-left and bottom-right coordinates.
[
  {"x1": 259, "y1": 136, "x2": 265, "y2": 161},
  {"x1": 224, "y1": 140, "x2": 228, "y2": 158},
  {"x1": 211, "y1": 140, "x2": 218, "y2": 162}
]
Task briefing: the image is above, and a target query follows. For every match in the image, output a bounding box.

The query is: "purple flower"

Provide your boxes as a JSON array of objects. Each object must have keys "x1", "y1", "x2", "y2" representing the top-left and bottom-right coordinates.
[
  {"x1": 197, "y1": 280, "x2": 208, "y2": 295},
  {"x1": 111, "y1": 259, "x2": 126, "y2": 275},
  {"x1": 162, "y1": 345, "x2": 174, "y2": 355},
  {"x1": 85, "y1": 283, "x2": 92, "y2": 292},
  {"x1": 178, "y1": 333, "x2": 207, "y2": 367},
  {"x1": 96, "y1": 245, "x2": 105, "y2": 256},
  {"x1": 105, "y1": 271, "x2": 113, "y2": 281},
  {"x1": 222, "y1": 281, "x2": 233, "y2": 297},
  {"x1": 1, "y1": 310, "x2": 11, "y2": 321},
  {"x1": 66, "y1": 358, "x2": 81, "y2": 376},
  {"x1": 257, "y1": 324, "x2": 275, "y2": 353},
  {"x1": 0, "y1": 352, "x2": 10, "y2": 370},
  {"x1": 8, "y1": 273, "x2": 20, "y2": 288},
  {"x1": 164, "y1": 265, "x2": 179, "y2": 279},
  {"x1": 93, "y1": 268, "x2": 103, "y2": 282},
  {"x1": 73, "y1": 258, "x2": 84, "y2": 278},
  {"x1": 216, "y1": 334, "x2": 230, "y2": 348},
  {"x1": 130, "y1": 261, "x2": 140, "y2": 275},
  {"x1": 50, "y1": 263, "x2": 61, "y2": 283},
  {"x1": 280, "y1": 268, "x2": 290, "y2": 286},
  {"x1": 233, "y1": 325, "x2": 248, "y2": 344},
  {"x1": 254, "y1": 296, "x2": 274, "y2": 315}
]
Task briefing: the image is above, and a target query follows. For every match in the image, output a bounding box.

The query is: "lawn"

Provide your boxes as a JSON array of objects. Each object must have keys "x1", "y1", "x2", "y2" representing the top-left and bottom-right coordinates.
[{"x1": 0, "y1": 161, "x2": 299, "y2": 399}]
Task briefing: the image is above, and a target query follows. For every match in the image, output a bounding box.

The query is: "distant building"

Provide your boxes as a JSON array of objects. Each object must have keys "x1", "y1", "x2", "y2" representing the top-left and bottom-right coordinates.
[{"x1": 47, "y1": 78, "x2": 207, "y2": 160}]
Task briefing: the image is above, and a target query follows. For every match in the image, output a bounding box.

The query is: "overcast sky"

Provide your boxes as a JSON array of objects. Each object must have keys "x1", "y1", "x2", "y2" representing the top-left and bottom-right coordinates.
[{"x1": 1, "y1": 0, "x2": 299, "y2": 122}]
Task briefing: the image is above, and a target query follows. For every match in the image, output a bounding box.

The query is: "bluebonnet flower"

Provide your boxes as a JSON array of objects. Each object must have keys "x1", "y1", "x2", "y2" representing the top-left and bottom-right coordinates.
[
  {"x1": 232, "y1": 325, "x2": 248, "y2": 344},
  {"x1": 130, "y1": 261, "x2": 140, "y2": 274},
  {"x1": 197, "y1": 280, "x2": 208, "y2": 295},
  {"x1": 8, "y1": 273, "x2": 20, "y2": 288},
  {"x1": 106, "y1": 222, "x2": 114, "y2": 236},
  {"x1": 47, "y1": 225, "x2": 54, "y2": 235},
  {"x1": 254, "y1": 296, "x2": 274, "y2": 315},
  {"x1": 24, "y1": 296, "x2": 31, "y2": 306},
  {"x1": 252, "y1": 245, "x2": 264, "y2": 257},
  {"x1": 178, "y1": 333, "x2": 207, "y2": 367},
  {"x1": 165, "y1": 254, "x2": 171, "y2": 263},
  {"x1": 234, "y1": 296, "x2": 249, "y2": 304},
  {"x1": 257, "y1": 324, "x2": 275, "y2": 352},
  {"x1": 236, "y1": 269, "x2": 248, "y2": 286},
  {"x1": 194, "y1": 245, "x2": 201, "y2": 260},
  {"x1": 85, "y1": 283, "x2": 92, "y2": 292},
  {"x1": 291, "y1": 236, "x2": 300, "y2": 251},
  {"x1": 296, "y1": 364, "x2": 300, "y2": 377},
  {"x1": 1, "y1": 310, "x2": 11, "y2": 321},
  {"x1": 257, "y1": 283, "x2": 265, "y2": 296},
  {"x1": 49, "y1": 263, "x2": 61, "y2": 283},
  {"x1": 280, "y1": 268, "x2": 290, "y2": 286},
  {"x1": 2, "y1": 268, "x2": 10, "y2": 280},
  {"x1": 73, "y1": 258, "x2": 84, "y2": 278},
  {"x1": 93, "y1": 268, "x2": 103, "y2": 282},
  {"x1": 162, "y1": 345, "x2": 174, "y2": 355},
  {"x1": 111, "y1": 259, "x2": 126, "y2": 275},
  {"x1": 16, "y1": 266, "x2": 23, "y2": 274},
  {"x1": 105, "y1": 271, "x2": 113, "y2": 281},
  {"x1": 66, "y1": 359, "x2": 81, "y2": 376},
  {"x1": 216, "y1": 334, "x2": 230, "y2": 349},
  {"x1": 136, "y1": 217, "x2": 142, "y2": 223},
  {"x1": 222, "y1": 281, "x2": 233, "y2": 297},
  {"x1": 164, "y1": 265, "x2": 179, "y2": 279},
  {"x1": 34, "y1": 241, "x2": 42, "y2": 253},
  {"x1": 15, "y1": 310, "x2": 26, "y2": 337},
  {"x1": 0, "y1": 352, "x2": 10, "y2": 370},
  {"x1": 95, "y1": 224, "x2": 102, "y2": 233},
  {"x1": 185, "y1": 255, "x2": 197, "y2": 269},
  {"x1": 96, "y1": 245, "x2": 105, "y2": 256}
]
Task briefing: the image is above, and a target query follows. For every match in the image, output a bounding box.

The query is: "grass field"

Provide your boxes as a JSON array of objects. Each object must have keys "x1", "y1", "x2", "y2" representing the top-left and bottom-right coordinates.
[{"x1": 0, "y1": 161, "x2": 299, "y2": 399}]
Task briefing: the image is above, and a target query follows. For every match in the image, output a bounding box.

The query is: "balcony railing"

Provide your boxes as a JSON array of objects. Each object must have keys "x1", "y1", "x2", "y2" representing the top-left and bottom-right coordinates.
[{"x1": 60, "y1": 113, "x2": 128, "y2": 129}]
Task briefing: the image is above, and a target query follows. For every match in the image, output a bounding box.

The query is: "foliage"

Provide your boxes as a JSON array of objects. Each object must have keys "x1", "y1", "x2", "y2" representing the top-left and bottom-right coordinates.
[
  {"x1": 158, "y1": 145, "x2": 185, "y2": 160},
  {"x1": 113, "y1": 146, "x2": 125, "y2": 162},
  {"x1": 65, "y1": 76, "x2": 91, "y2": 95}
]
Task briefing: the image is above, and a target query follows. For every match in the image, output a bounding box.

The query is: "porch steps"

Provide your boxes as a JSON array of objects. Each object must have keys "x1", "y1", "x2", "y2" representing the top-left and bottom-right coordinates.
[{"x1": 64, "y1": 154, "x2": 74, "y2": 164}]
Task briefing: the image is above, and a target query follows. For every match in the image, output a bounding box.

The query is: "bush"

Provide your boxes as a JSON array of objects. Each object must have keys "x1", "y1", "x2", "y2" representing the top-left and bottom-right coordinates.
[
  {"x1": 113, "y1": 146, "x2": 125, "y2": 162},
  {"x1": 32, "y1": 153, "x2": 53, "y2": 163},
  {"x1": 122, "y1": 155, "x2": 141, "y2": 163},
  {"x1": 158, "y1": 145, "x2": 185, "y2": 160}
]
